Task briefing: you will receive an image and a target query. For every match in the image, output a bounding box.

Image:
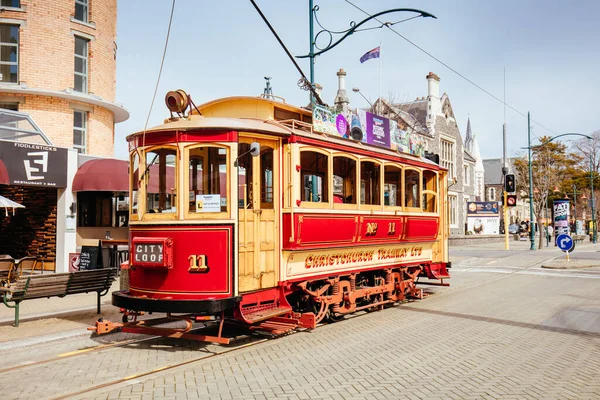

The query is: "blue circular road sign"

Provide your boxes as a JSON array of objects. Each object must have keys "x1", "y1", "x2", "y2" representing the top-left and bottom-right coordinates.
[{"x1": 556, "y1": 233, "x2": 574, "y2": 252}]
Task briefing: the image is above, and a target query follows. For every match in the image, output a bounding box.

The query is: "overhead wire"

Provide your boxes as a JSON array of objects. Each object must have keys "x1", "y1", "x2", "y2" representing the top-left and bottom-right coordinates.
[
  {"x1": 142, "y1": 0, "x2": 176, "y2": 140},
  {"x1": 343, "y1": 0, "x2": 556, "y2": 139}
]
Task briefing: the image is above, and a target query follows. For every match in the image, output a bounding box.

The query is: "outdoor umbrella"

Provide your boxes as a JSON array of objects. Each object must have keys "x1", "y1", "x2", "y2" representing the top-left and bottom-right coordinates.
[{"x1": 0, "y1": 195, "x2": 25, "y2": 216}]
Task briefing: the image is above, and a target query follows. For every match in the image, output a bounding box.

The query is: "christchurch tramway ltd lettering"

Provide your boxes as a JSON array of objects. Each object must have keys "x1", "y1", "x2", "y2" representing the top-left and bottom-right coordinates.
[{"x1": 304, "y1": 246, "x2": 424, "y2": 269}]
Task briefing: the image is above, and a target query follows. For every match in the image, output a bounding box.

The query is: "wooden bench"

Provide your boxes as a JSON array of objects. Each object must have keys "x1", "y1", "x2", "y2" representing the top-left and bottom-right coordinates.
[
  {"x1": 0, "y1": 268, "x2": 118, "y2": 327},
  {"x1": 572, "y1": 235, "x2": 587, "y2": 244}
]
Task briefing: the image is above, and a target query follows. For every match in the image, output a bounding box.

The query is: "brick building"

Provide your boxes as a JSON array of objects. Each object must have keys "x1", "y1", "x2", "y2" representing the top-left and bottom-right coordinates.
[
  {"x1": 0, "y1": 0, "x2": 128, "y2": 273},
  {"x1": 0, "y1": 0, "x2": 128, "y2": 155}
]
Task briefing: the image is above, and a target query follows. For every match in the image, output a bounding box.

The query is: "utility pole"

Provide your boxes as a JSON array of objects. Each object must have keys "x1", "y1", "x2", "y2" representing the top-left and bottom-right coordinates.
[{"x1": 527, "y1": 112, "x2": 536, "y2": 250}]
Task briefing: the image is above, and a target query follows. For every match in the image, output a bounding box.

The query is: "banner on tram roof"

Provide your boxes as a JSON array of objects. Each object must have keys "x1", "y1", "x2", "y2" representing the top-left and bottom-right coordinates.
[{"x1": 311, "y1": 106, "x2": 425, "y2": 157}]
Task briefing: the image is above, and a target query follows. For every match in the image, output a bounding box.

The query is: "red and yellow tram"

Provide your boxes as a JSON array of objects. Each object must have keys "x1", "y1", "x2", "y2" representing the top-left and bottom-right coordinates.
[{"x1": 94, "y1": 91, "x2": 450, "y2": 343}]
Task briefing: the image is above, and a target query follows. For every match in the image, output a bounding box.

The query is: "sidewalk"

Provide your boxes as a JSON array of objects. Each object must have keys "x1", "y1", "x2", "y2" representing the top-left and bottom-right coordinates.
[
  {"x1": 0, "y1": 280, "x2": 123, "y2": 347},
  {"x1": 2, "y1": 238, "x2": 599, "y2": 349}
]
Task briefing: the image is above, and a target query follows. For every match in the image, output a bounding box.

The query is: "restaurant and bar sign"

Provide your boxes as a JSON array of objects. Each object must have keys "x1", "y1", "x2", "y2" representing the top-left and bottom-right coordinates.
[{"x1": 0, "y1": 140, "x2": 68, "y2": 188}]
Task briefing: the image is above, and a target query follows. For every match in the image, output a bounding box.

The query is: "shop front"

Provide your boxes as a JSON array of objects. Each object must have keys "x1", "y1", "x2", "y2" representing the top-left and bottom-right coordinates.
[{"x1": 0, "y1": 138, "x2": 72, "y2": 272}]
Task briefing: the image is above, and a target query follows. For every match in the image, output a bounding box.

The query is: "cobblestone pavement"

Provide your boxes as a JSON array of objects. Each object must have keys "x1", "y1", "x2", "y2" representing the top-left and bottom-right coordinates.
[{"x1": 1, "y1": 254, "x2": 599, "y2": 399}]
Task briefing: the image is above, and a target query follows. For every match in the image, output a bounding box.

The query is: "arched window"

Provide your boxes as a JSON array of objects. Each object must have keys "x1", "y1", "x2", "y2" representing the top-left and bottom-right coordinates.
[
  {"x1": 360, "y1": 160, "x2": 381, "y2": 205},
  {"x1": 404, "y1": 168, "x2": 421, "y2": 208},
  {"x1": 188, "y1": 145, "x2": 228, "y2": 214},
  {"x1": 144, "y1": 147, "x2": 177, "y2": 214},
  {"x1": 333, "y1": 155, "x2": 357, "y2": 204},
  {"x1": 130, "y1": 152, "x2": 139, "y2": 215},
  {"x1": 384, "y1": 164, "x2": 402, "y2": 207},
  {"x1": 422, "y1": 169, "x2": 438, "y2": 212},
  {"x1": 300, "y1": 150, "x2": 329, "y2": 203}
]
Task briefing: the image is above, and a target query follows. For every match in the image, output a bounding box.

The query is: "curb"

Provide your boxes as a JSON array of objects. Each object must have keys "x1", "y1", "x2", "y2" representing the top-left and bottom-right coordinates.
[
  {"x1": 0, "y1": 328, "x2": 90, "y2": 350},
  {"x1": 541, "y1": 264, "x2": 600, "y2": 270}
]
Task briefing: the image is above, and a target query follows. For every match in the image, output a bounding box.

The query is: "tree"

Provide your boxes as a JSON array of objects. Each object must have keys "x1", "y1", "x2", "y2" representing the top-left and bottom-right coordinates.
[
  {"x1": 513, "y1": 136, "x2": 581, "y2": 249},
  {"x1": 572, "y1": 129, "x2": 600, "y2": 230}
]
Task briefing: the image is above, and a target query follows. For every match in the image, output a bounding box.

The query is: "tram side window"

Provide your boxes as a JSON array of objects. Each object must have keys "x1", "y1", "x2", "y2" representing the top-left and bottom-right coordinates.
[
  {"x1": 145, "y1": 148, "x2": 177, "y2": 214},
  {"x1": 422, "y1": 170, "x2": 437, "y2": 212},
  {"x1": 189, "y1": 146, "x2": 228, "y2": 213},
  {"x1": 261, "y1": 147, "x2": 274, "y2": 209},
  {"x1": 237, "y1": 143, "x2": 253, "y2": 209},
  {"x1": 301, "y1": 150, "x2": 328, "y2": 203},
  {"x1": 384, "y1": 165, "x2": 401, "y2": 206},
  {"x1": 404, "y1": 169, "x2": 421, "y2": 208},
  {"x1": 333, "y1": 155, "x2": 356, "y2": 204},
  {"x1": 130, "y1": 152, "x2": 139, "y2": 214},
  {"x1": 360, "y1": 160, "x2": 381, "y2": 205}
]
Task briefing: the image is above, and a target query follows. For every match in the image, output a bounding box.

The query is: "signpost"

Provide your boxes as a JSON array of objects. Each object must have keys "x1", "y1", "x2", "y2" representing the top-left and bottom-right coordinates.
[{"x1": 556, "y1": 233, "x2": 574, "y2": 261}]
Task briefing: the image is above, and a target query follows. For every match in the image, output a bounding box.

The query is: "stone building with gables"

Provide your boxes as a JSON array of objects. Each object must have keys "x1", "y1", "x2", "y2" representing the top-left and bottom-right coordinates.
[{"x1": 372, "y1": 72, "x2": 480, "y2": 235}]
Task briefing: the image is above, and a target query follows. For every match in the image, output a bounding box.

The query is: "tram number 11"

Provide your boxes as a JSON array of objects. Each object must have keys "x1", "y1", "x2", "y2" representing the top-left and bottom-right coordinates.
[{"x1": 188, "y1": 255, "x2": 209, "y2": 273}]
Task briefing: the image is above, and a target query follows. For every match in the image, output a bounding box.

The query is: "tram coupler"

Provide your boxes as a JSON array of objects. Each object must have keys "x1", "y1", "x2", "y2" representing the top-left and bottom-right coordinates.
[{"x1": 88, "y1": 318, "x2": 123, "y2": 335}]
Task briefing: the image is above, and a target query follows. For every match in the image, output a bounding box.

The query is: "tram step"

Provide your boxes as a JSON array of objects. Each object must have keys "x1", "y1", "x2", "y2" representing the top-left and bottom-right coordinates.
[{"x1": 243, "y1": 306, "x2": 292, "y2": 323}]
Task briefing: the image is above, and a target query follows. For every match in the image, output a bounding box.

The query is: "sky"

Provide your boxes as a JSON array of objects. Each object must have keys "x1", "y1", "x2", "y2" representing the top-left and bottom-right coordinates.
[{"x1": 114, "y1": 0, "x2": 600, "y2": 161}]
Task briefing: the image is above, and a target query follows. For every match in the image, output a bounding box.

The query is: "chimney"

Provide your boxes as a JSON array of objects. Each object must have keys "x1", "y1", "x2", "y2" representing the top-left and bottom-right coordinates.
[
  {"x1": 426, "y1": 72, "x2": 441, "y2": 128},
  {"x1": 334, "y1": 68, "x2": 349, "y2": 114}
]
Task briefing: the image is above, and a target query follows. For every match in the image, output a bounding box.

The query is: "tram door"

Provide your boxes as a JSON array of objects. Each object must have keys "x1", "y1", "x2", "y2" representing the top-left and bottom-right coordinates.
[
  {"x1": 432, "y1": 170, "x2": 448, "y2": 263},
  {"x1": 237, "y1": 137, "x2": 279, "y2": 292}
]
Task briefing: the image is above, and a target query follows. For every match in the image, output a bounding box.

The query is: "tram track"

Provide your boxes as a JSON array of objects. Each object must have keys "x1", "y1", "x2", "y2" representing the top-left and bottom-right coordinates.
[
  {"x1": 49, "y1": 337, "x2": 269, "y2": 400},
  {"x1": 0, "y1": 335, "x2": 155, "y2": 375}
]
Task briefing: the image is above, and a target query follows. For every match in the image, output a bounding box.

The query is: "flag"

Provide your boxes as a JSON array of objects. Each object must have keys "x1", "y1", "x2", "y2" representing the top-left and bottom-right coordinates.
[{"x1": 360, "y1": 46, "x2": 380, "y2": 63}]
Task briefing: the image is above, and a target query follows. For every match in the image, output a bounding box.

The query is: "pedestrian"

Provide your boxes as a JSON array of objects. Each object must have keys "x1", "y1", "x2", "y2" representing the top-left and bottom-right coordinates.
[{"x1": 547, "y1": 225, "x2": 553, "y2": 244}]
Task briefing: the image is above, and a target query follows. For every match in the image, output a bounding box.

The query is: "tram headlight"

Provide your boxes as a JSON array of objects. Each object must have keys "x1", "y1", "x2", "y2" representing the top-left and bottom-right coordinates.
[{"x1": 131, "y1": 237, "x2": 174, "y2": 269}]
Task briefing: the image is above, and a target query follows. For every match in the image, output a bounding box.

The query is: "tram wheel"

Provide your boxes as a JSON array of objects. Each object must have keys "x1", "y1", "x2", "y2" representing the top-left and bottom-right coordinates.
[{"x1": 327, "y1": 310, "x2": 345, "y2": 323}]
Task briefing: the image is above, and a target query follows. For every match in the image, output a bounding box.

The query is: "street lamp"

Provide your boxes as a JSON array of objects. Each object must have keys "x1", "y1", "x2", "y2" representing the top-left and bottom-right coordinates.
[
  {"x1": 526, "y1": 129, "x2": 596, "y2": 248},
  {"x1": 352, "y1": 88, "x2": 374, "y2": 109}
]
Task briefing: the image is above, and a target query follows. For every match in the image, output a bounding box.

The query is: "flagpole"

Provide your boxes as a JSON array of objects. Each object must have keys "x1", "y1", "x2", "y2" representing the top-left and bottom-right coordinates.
[{"x1": 378, "y1": 42, "x2": 382, "y2": 115}]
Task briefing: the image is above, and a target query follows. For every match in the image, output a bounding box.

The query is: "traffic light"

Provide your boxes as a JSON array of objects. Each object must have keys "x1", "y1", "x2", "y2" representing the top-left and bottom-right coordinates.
[
  {"x1": 505, "y1": 174, "x2": 516, "y2": 192},
  {"x1": 506, "y1": 194, "x2": 517, "y2": 207}
]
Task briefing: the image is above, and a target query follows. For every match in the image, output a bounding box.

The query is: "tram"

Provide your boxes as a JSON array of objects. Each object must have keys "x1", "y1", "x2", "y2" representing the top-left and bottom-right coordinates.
[{"x1": 92, "y1": 90, "x2": 450, "y2": 343}]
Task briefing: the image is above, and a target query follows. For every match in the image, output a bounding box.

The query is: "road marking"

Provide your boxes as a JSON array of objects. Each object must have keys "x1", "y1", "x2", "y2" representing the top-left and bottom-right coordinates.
[{"x1": 452, "y1": 267, "x2": 600, "y2": 279}]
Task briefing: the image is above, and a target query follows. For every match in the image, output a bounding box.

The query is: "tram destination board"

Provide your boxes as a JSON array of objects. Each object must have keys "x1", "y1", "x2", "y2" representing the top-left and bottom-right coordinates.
[{"x1": 131, "y1": 237, "x2": 173, "y2": 269}]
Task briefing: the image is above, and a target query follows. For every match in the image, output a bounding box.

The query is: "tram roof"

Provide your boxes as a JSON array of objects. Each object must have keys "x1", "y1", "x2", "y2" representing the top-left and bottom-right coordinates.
[
  {"x1": 128, "y1": 114, "x2": 294, "y2": 139},
  {"x1": 129, "y1": 95, "x2": 442, "y2": 169}
]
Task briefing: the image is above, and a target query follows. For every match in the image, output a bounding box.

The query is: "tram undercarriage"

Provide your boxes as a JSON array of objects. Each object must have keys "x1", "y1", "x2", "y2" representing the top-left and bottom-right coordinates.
[{"x1": 90, "y1": 263, "x2": 442, "y2": 344}]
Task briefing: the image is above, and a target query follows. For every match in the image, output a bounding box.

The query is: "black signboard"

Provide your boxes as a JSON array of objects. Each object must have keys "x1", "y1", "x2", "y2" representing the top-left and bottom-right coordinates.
[
  {"x1": 0, "y1": 139, "x2": 68, "y2": 188},
  {"x1": 79, "y1": 242, "x2": 103, "y2": 270}
]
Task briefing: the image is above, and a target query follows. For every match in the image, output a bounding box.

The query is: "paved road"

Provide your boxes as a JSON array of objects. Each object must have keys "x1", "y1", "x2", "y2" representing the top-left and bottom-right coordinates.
[{"x1": 1, "y1": 245, "x2": 599, "y2": 400}]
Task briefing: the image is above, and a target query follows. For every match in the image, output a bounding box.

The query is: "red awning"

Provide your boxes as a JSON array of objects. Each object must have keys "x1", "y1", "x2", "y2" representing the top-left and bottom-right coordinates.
[
  {"x1": 72, "y1": 159, "x2": 129, "y2": 192},
  {"x1": 0, "y1": 159, "x2": 8, "y2": 185}
]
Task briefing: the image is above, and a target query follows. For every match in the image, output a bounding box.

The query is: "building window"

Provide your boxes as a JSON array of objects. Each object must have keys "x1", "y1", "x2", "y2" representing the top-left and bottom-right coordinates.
[
  {"x1": 440, "y1": 139, "x2": 455, "y2": 181},
  {"x1": 1, "y1": 1, "x2": 20, "y2": 8},
  {"x1": 464, "y1": 165, "x2": 470, "y2": 186},
  {"x1": 74, "y1": 36, "x2": 89, "y2": 93},
  {"x1": 0, "y1": 102, "x2": 18, "y2": 141},
  {"x1": 73, "y1": 110, "x2": 87, "y2": 153},
  {"x1": 74, "y1": 0, "x2": 89, "y2": 23},
  {"x1": 449, "y1": 195, "x2": 457, "y2": 227},
  {"x1": 0, "y1": 25, "x2": 19, "y2": 83}
]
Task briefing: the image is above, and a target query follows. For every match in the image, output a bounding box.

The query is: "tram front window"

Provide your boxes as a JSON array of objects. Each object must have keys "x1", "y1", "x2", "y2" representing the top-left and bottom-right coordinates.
[
  {"x1": 189, "y1": 146, "x2": 228, "y2": 213},
  {"x1": 144, "y1": 148, "x2": 177, "y2": 213}
]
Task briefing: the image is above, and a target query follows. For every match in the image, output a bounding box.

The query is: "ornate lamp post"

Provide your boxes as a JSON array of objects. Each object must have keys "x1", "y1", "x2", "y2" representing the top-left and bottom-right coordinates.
[{"x1": 299, "y1": 3, "x2": 436, "y2": 105}]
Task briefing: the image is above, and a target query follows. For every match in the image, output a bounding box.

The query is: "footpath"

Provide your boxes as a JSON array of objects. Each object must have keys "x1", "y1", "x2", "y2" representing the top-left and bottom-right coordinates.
[{"x1": 1, "y1": 237, "x2": 599, "y2": 349}]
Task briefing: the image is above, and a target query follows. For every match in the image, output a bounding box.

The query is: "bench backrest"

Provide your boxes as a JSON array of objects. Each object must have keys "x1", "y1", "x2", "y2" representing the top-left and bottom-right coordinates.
[
  {"x1": 8, "y1": 268, "x2": 117, "y2": 301},
  {"x1": 66, "y1": 268, "x2": 117, "y2": 295},
  {"x1": 0, "y1": 258, "x2": 16, "y2": 282}
]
